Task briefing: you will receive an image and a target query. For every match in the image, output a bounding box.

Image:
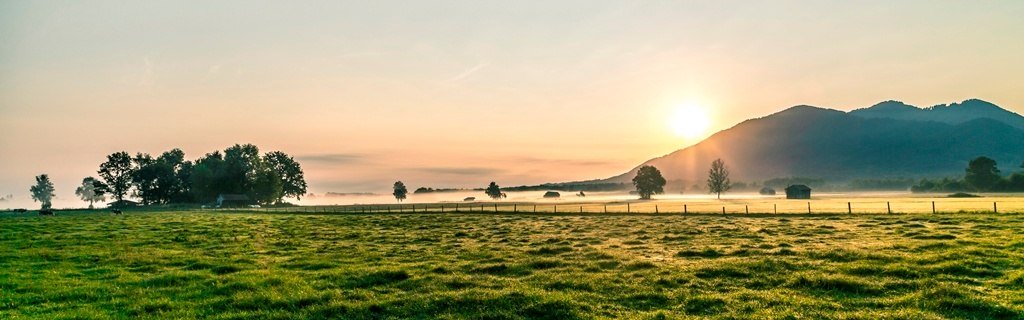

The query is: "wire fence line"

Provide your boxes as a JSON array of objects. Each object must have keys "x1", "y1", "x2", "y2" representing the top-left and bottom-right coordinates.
[{"x1": 216, "y1": 199, "x2": 1024, "y2": 215}]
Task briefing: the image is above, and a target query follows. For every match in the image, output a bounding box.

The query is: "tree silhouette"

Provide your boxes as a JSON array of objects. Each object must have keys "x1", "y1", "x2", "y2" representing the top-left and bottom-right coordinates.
[
  {"x1": 75, "y1": 177, "x2": 107, "y2": 209},
  {"x1": 707, "y1": 158, "x2": 731, "y2": 199},
  {"x1": 485, "y1": 182, "x2": 502, "y2": 200},
  {"x1": 264, "y1": 151, "x2": 307, "y2": 202},
  {"x1": 30, "y1": 174, "x2": 56, "y2": 210},
  {"x1": 632, "y1": 165, "x2": 666, "y2": 200},
  {"x1": 393, "y1": 181, "x2": 408, "y2": 202},
  {"x1": 98, "y1": 151, "x2": 134, "y2": 204},
  {"x1": 965, "y1": 156, "x2": 1000, "y2": 191}
]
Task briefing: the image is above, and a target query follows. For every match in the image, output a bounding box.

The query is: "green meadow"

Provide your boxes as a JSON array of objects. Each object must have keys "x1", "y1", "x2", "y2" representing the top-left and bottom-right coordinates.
[{"x1": 2, "y1": 210, "x2": 1023, "y2": 319}]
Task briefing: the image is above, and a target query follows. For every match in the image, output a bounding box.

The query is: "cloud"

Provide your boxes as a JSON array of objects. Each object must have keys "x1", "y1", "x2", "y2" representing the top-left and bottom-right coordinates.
[
  {"x1": 296, "y1": 153, "x2": 368, "y2": 164},
  {"x1": 414, "y1": 166, "x2": 503, "y2": 176},
  {"x1": 504, "y1": 156, "x2": 614, "y2": 167},
  {"x1": 446, "y1": 62, "x2": 489, "y2": 83}
]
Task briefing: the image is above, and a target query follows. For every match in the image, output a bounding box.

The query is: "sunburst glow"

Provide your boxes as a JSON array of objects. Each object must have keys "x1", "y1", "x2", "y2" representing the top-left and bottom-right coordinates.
[{"x1": 669, "y1": 103, "x2": 712, "y2": 139}]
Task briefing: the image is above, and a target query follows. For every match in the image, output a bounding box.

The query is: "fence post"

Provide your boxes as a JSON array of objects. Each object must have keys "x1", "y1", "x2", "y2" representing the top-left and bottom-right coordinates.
[
  {"x1": 807, "y1": 202, "x2": 811, "y2": 214},
  {"x1": 722, "y1": 206, "x2": 725, "y2": 214},
  {"x1": 745, "y1": 205, "x2": 749, "y2": 214},
  {"x1": 533, "y1": 205, "x2": 536, "y2": 213},
  {"x1": 513, "y1": 204, "x2": 517, "y2": 213},
  {"x1": 387, "y1": 206, "x2": 391, "y2": 213},
  {"x1": 579, "y1": 206, "x2": 582, "y2": 213},
  {"x1": 994, "y1": 202, "x2": 998, "y2": 214},
  {"x1": 554, "y1": 205, "x2": 557, "y2": 213},
  {"x1": 932, "y1": 201, "x2": 936, "y2": 214},
  {"x1": 773, "y1": 204, "x2": 777, "y2": 214},
  {"x1": 627, "y1": 203, "x2": 630, "y2": 213},
  {"x1": 655, "y1": 205, "x2": 659, "y2": 214},
  {"x1": 684, "y1": 204, "x2": 688, "y2": 214},
  {"x1": 604, "y1": 204, "x2": 607, "y2": 213},
  {"x1": 847, "y1": 202, "x2": 851, "y2": 214},
  {"x1": 887, "y1": 202, "x2": 891, "y2": 214},
  {"x1": 494, "y1": 203, "x2": 498, "y2": 212}
]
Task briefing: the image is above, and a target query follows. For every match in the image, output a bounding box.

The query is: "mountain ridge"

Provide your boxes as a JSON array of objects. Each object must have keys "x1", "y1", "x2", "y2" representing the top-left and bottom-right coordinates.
[{"x1": 600, "y1": 99, "x2": 1024, "y2": 185}]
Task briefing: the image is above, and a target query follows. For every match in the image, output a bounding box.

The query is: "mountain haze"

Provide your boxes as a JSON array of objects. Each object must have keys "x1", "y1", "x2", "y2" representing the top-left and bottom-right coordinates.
[{"x1": 608, "y1": 99, "x2": 1024, "y2": 184}]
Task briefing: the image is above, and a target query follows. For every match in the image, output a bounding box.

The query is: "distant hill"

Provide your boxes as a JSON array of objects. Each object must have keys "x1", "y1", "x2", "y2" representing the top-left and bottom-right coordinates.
[
  {"x1": 850, "y1": 99, "x2": 1024, "y2": 129},
  {"x1": 604, "y1": 99, "x2": 1024, "y2": 184}
]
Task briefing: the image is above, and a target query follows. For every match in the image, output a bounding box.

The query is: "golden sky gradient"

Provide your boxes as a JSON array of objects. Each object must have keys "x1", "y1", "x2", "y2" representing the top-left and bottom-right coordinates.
[{"x1": 2, "y1": 1, "x2": 1023, "y2": 201}]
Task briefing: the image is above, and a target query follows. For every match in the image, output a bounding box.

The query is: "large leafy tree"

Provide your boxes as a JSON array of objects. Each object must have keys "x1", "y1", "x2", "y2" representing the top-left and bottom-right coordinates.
[
  {"x1": 156, "y1": 149, "x2": 192, "y2": 203},
  {"x1": 252, "y1": 169, "x2": 283, "y2": 205},
  {"x1": 75, "y1": 177, "x2": 107, "y2": 209},
  {"x1": 263, "y1": 151, "x2": 307, "y2": 202},
  {"x1": 98, "y1": 151, "x2": 134, "y2": 203},
  {"x1": 484, "y1": 182, "x2": 502, "y2": 200},
  {"x1": 131, "y1": 153, "x2": 161, "y2": 205},
  {"x1": 223, "y1": 144, "x2": 263, "y2": 196},
  {"x1": 30, "y1": 174, "x2": 56, "y2": 210},
  {"x1": 965, "y1": 156, "x2": 1001, "y2": 191},
  {"x1": 633, "y1": 165, "x2": 666, "y2": 200},
  {"x1": 190, "y1": 151, "x2": 226, "y2": 203},
  {"x1": 707, "y1": 158, "x2": 731, "y2": 199},
  {"x1": 393, "y1": 181, "x2": 408, "y2": 202}
]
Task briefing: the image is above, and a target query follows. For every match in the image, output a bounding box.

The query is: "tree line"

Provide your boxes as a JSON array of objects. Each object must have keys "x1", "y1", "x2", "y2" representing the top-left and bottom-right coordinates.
[
  {"x1": 911, "y1": 156, "x2": 1024, "y2": 193},
  {"x1": 388, "y1": 159, "x2": 732, "y2": 202},
  {"x1": 29, "y1": 144, "x2": 307, "y2": 209}
]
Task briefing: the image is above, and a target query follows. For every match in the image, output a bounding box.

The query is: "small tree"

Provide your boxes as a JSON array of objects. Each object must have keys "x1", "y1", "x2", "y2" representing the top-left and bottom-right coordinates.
[
  {"x1": 965, "y1": 156, "x2": 1000, "y2": 191},
  {"x1": 75, "y1": 177, "x2": 107, "y2": 209},
  {"x1": 707, "y1": 158, "x2": 731, "y2": 199},
  {"x1": 30, "y1": 174, "x2": 56, "y2": 210},
  {"x1": 485, "y1": 182, "x2": 502, "y2": 200},
  {"x1": 393, "y1": 181, "x2": 408, "y2": 202},
  {"x1": 632, "y1": 165, "x2": 666, "y2": 200}
]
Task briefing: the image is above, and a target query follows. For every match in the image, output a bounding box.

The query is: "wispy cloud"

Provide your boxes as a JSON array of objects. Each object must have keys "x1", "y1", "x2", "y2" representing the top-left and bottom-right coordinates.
[
  {"x1": 296, "y1": 153, "x2": 368, "y2": 164},
  {"x1": 445, "y1": 62, "x2": 489, "y2": 83},
  {"x1": 504, "y1": 156, "x2": 614, "y2": 167},
  {"x1": 414, "y1": 166, "x2": 503, "y2": 176}
]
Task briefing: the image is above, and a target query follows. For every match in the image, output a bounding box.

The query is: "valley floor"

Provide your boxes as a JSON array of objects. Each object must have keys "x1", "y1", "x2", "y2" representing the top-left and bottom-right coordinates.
[{"x1": 2, "y1": 211, "x2": 1023, "y2": 319}]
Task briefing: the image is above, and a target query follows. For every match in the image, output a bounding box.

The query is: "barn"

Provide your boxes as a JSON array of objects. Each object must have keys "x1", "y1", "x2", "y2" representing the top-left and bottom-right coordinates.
[{"x1": 785, "y1": 185, "x2": 812, "y2": 199}]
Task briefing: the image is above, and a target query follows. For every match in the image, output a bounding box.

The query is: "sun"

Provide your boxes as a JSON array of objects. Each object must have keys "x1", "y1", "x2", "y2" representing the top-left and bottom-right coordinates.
[{"x1": 669, "y1": 103, "x2": 712, "y2": 139}]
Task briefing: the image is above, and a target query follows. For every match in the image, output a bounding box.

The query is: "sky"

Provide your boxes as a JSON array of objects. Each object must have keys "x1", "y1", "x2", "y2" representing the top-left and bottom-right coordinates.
[{"x1": 2, "y1": 1, "x2": 1024, "y2": 206}]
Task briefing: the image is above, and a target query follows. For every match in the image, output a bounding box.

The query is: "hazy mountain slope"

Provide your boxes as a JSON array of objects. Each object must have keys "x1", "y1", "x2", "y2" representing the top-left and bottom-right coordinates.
[
  {"x1": 607, "y1": 100, "x2": 1024, "y2": 183},
  {"x1": 850, "y1": 99, "x2": 1024, "y2": 129}
]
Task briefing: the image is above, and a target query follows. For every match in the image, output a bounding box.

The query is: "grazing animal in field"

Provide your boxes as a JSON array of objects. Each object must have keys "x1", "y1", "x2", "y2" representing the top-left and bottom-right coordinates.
[
  {"x1": 111, "y1": 209, "x2": 123, "y2": 215},
  {"x1": 38, "y1": 210, "x2": 55, "y2": 216},
  {"x1": 13, "y1": 208, "x2": 27, "y2": 213}
]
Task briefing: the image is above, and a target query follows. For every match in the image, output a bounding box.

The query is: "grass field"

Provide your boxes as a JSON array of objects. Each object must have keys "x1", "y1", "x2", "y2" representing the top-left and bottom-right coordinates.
[{"x1": 2, "y1": 210, "x2": 1023, "y2": 319}]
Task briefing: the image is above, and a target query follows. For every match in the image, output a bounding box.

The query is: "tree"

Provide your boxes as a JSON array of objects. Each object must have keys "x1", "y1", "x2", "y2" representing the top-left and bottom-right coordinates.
[
  {"x1": 965, "y1": 156, "x2": 1001, "y2": 191},
  {"x1": 190, "y1": 151, "x2": 226, "y2": 203},
  {"x1": 75, "y1": 177, "x2": 107, "y2": 209},
  {"x1": 252, "y1": 169, "x2": 283, "y2": 205},
  {"x1": 30, "y1": 174, "x2": 56, "y2": 210},
  {"x1": 485, "y1": 182, "x2": 502, "y2": 200},
  {"x1": 263, "y1": 151, "x2": 307, "y2": 202},
  {"x1": 393, "y1": 181, "x2": 408, "y2": 202},
  {"x1": 707, "y1": 158, "x2": 731, "y2": 199},
  {"x1": 156, "y1": 149, "x2": 191, "y2": 203},
  {"x1": 131, "y1": 153, "x2": 160, "y2": 205},
  {"x1": 98, "y1": 151, "x2": 134, "y2": 203},
  {"x1": 223, "y1": 144, "x2": 263, "y2": 196},
  {"x1": 632, "y1": 165, "x2": 666, "y2": 200}
]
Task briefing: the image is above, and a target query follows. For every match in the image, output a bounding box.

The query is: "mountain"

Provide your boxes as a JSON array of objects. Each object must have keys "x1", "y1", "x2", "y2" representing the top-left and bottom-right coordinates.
[
  {"x1": 850, "y1": 99, "x2": 1024, "y2": 129},
  {"x1": 606, "y1": 99, "x2": 1024, "y2": 184}
]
